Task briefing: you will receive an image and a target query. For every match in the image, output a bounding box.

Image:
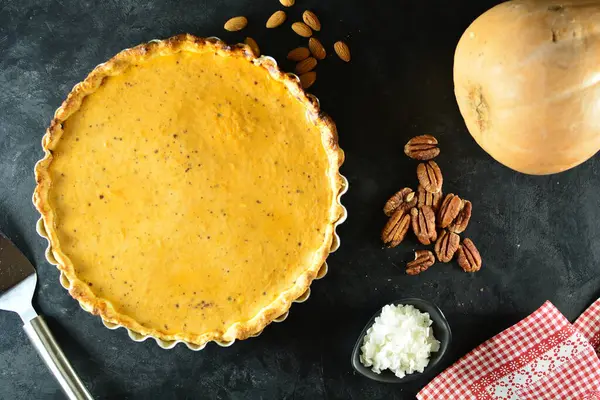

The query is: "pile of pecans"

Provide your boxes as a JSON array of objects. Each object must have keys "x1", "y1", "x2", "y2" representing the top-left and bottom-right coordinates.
[
  {"x1": 381, "y1": 135, "x2": 483, "y2": 275},
  {"x1": 224, "y1": 2, "x2": 351, "y2": 89}
]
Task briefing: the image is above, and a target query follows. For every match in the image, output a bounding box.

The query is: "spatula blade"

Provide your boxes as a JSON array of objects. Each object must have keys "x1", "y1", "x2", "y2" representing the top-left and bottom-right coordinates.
[
  {"x1": 0, "y1": 233, "x2": 93, "y2": 398},
  {"x1": 0, "y1": 232, "x2": 37, "y2": 319}
]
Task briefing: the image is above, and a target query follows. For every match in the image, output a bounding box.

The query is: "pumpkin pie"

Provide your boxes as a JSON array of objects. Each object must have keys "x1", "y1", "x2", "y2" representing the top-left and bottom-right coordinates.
[{"x1": 33, "y1": 34, "x2": 345, "y2": 346}]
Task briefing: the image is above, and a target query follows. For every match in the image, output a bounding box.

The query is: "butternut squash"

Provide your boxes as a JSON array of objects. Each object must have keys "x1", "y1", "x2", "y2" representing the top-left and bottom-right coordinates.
[{"x1": 454, "y1": 0, "x2": 600, "y2": 174}]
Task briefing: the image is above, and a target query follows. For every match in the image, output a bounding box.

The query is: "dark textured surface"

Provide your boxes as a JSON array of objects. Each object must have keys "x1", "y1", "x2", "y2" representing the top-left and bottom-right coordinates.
[{"x1": 1, "y1": 0, "x2": 599, "y2": 399}]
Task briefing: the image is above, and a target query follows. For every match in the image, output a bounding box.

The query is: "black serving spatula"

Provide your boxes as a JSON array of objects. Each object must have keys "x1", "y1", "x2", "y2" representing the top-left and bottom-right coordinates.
[{"x1": 0, "y1": 231, "x2": 93, "y2": 400}]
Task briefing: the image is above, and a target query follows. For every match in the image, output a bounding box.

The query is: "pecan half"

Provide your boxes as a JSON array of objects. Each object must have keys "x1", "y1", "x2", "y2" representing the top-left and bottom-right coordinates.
[
  {"x1": 434, "y1": 229, "x2": 460, "y2": 263},
  {"x1": 457, "y1": 238, "x2": 482, "y2": 272},
  {"x1": 437, "y1": 193, "x2": 463, "y2": 228},
  {"x1": 417, "y1": 160, "x2": 443, "y2": 193},
  {"x1": 381, "y1": 209, "x2": 411, "y2": 248},
  {"x1": 383, "y1": 188, "x2": 417, "y2": 216},
  {"x1": 417, "y1": 184, "x2": 442, "y2": 212},
  {"x1": 410, "y1": 206, "x2": 437, "y2": 245},
  {"x1": 404, "y1": 135, "x2": 440, "y2": 160},
  {"x1": 448, "y1": 200, "x2": 472, "y2": 234},
  {"x1": 406, "y1": 250, "x2": 435, "y2": 275}
]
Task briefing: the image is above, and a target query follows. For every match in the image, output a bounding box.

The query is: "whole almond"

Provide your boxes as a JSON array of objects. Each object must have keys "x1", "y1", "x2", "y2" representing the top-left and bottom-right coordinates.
[
  {"x1": 280, "y1": 0, "x2": 295, "y2": 6},
  {"x1": 292, "y1": 22, "x2": 313, "y2": 37},
  {"x1": 303, "y1": 10, "x2": 321, "y2": 31},
  {"x1": 299, "y1": 72, "x2": 317, "y2": 89},
  {"x1": 287, "y1": 47, "x2": 310, "y2": 61},
  {"x1": 308, "y1": 38, "x2": 326, "y2": 60},
  {"x1": 224, "y1": 16, "x2": 248, "y2": 32},
  {"x1": 266, "y1": 10, "x2": 286, "y2": 28},
  {"x1": 295, "y1": 57, "x2": 317, "y2": 74},
  {"x1": 244, "y1": 37, "x2": 260, "y2": 57},
  {"x1": 334, "y1": 41, "x2": 351, "y2": 62}
]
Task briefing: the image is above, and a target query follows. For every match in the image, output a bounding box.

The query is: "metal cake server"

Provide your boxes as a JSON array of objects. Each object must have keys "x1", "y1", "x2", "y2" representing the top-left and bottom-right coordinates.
[{"x1": 0, "y1": 232, "x2": 93, "y2": 400}]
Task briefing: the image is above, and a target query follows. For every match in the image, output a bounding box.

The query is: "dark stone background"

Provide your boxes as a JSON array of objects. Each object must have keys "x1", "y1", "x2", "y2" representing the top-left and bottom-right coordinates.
[{"x1": 1, "y1": 0, "x2": 599, "y2": 399}]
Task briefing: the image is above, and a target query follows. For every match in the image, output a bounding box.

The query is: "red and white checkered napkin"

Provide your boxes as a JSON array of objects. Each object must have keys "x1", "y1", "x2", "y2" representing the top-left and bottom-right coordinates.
[{"x1": 417, "y1": 299, "x2": 600, "y2": 400}]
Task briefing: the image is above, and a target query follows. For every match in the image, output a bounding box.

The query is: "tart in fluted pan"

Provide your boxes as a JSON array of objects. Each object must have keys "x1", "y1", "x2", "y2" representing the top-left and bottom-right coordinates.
[{"x1": 34, "y1": 34, "x2": 345, "y2": 346}]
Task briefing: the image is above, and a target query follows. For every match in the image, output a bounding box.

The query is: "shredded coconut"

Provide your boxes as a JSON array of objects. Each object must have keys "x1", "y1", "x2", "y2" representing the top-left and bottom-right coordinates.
[{"x1": 360, "y1": 304, "x2": 440, "y2": 378}]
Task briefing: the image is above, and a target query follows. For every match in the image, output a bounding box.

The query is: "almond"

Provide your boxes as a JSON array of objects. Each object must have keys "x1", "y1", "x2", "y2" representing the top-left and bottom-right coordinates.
[
  {"x1": 292, "y1": 22, "x2": 313, "y2": 38},
  {"x1": 334, "y1": 41, "x2": 351, "y2": 62},
  {"x1": 266, "y1": 10, "x2": 286, "y2": 28},
  {"x1": 295, "y1": 57, "x2": 317, "y2": 75},
  {"x1": 224, "y1": 16, "x2": 248, "y2": 32},
  {"x1": 287, "y1": 47, "x2": 310, "y2": 61},
  {"x1": 299, "y1": 72, "x2": 316, "y2": 89},
  {"x1": 279, "y1": 0, "x2": 295, "y2": 6},
  {"x1": 308, "y1": 38, "x2": 326, "y2": 60},
  {"x1": 302, "y1": 10, "x2": 321, "y2": 31},
  {"x1": 244, "y1": 37, "x2": 260, "y2": 57}
]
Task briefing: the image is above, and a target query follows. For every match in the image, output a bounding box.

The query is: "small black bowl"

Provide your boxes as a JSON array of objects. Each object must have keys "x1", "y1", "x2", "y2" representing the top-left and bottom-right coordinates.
[{"x1": 351, "y1": 298, "x2": 452, "y2": 383}]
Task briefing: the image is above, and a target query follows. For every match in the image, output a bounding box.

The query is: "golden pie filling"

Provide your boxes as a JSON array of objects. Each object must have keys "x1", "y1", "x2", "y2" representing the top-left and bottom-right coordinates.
[{"x1": 34, "y1": 36, "x2": 344, "y2": 345}]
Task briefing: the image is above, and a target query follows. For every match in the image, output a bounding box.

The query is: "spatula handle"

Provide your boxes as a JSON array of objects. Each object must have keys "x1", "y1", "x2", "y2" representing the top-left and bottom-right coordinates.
[{"x1": 23, "y1": 315, "x2": 94, "y2": 400}]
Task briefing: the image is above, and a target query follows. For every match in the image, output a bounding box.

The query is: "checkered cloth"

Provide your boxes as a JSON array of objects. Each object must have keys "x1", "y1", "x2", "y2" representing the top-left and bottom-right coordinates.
[{"x1": 417, "y1": 299, "x2": 600, "y2": 400}]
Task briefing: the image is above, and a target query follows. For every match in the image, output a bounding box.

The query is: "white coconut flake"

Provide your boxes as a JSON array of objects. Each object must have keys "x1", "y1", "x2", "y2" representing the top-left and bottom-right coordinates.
[{"x1": 359, "y1": 304, "x2": 440, "y2": 378}]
